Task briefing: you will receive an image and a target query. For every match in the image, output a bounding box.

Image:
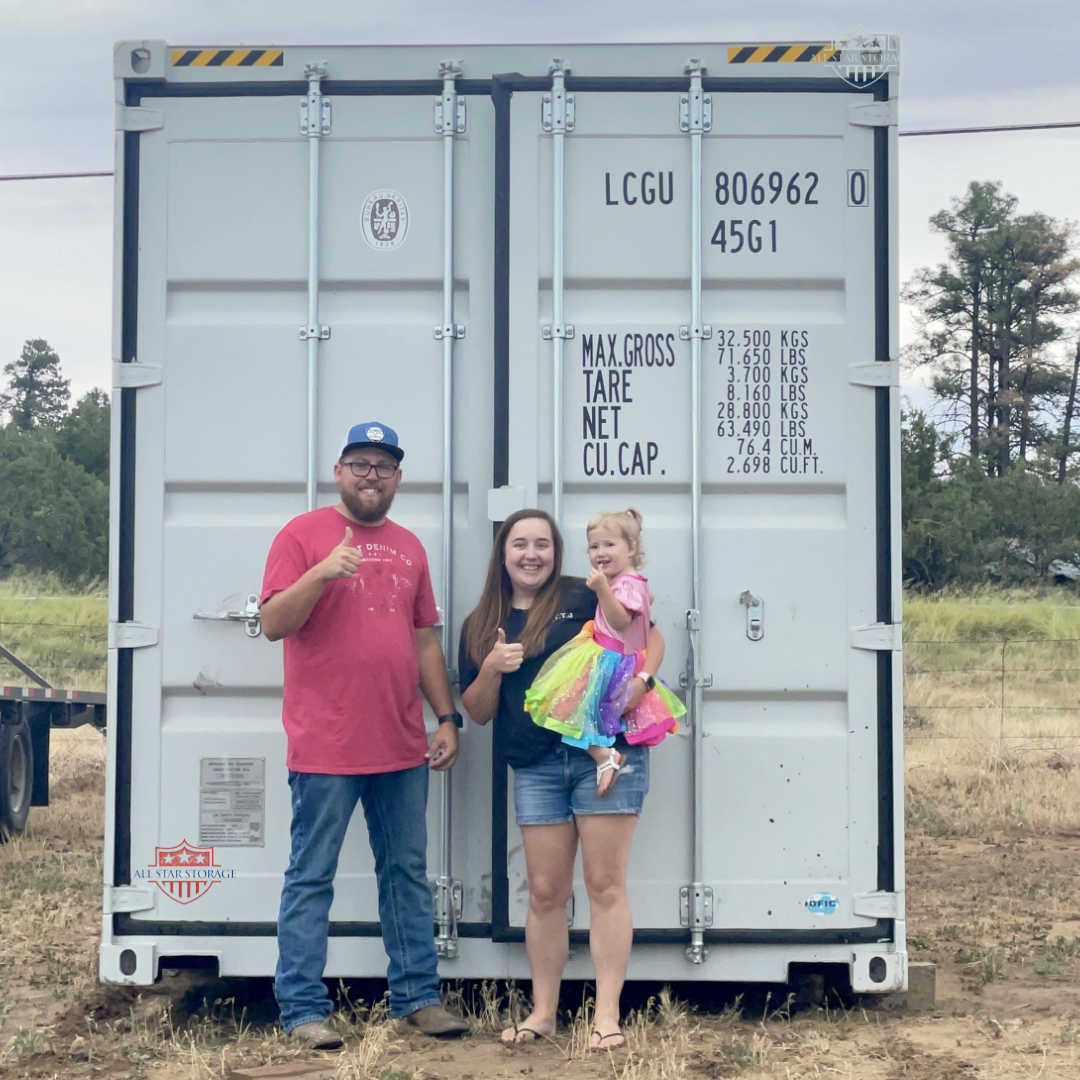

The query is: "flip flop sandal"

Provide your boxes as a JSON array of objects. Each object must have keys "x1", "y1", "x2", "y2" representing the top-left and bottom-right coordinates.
[
  {"x1": 596, "y1": 748, "x2": 623, "y2": 796},
  {"x1": 591, "y1": 1029, "x2": 627, "y2": 1051},
  {"x1": 501, "y1": 1025, "x2": 545, "y2": 1045}
]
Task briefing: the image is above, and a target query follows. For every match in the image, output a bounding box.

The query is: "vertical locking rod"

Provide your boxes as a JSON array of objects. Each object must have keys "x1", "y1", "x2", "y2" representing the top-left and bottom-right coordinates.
[
  {"x1": 303, "y1": 64, "x2": 328, "y2": 511},
  {"x1": 435, "y1": 60, "x2": 463, "y2": 960},
  {"x1": 544, "y1": 59, "x2": 574, "y2": 525},
  {"x1": 682, "y1": 59, "x2": 712, "y2": 965}
]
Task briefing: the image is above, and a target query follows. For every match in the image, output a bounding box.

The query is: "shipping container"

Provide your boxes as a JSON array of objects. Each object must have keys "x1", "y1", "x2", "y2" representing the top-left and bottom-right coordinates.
[{"x1": 103, "y1": 39, "x2": 903, "y2": 993}]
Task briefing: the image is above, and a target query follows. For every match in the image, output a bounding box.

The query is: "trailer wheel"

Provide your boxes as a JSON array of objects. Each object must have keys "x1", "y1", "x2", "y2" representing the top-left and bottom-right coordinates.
[{"x1": 0, "y1": 717, "x2": 34, "y2": 840}]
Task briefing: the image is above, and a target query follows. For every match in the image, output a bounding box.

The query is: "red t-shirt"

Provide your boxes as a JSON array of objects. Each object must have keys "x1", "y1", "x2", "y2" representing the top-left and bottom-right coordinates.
[{"x1": 260, "y1": 507, "x2": 439, "y2": 774}]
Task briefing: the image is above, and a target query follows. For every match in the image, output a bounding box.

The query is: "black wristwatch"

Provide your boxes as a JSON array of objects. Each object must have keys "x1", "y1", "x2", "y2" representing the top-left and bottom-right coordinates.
[
  {"x1": 438, "y1": 711, "x2": 464, "y2": 728},
  {"x1": 636, "y1": 673, "x2": 656, "y2": 692}
]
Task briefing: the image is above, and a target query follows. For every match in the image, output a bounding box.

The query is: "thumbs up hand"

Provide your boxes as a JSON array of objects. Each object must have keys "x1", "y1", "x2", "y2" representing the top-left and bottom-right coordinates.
[
  {"x1": 485, "y1": 626, "x2": 524, "y2": 674},
  {"x1": 319, "y1": 526, "x2": 363, "y2": 581}
]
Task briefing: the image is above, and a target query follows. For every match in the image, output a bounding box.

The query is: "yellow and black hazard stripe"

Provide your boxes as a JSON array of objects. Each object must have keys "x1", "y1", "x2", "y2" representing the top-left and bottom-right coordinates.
[
  {"x1": 727, "y1": 44, "x2": 839, "y2": 64},
  {"x1": 171, "y1": 48, "x2": 284, "y2": 68}
]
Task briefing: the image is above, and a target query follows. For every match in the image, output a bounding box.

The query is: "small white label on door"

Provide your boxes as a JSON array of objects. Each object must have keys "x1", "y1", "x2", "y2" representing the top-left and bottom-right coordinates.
[{"x1": 199, "y1": 757, "x2": 265, "y2": 847}]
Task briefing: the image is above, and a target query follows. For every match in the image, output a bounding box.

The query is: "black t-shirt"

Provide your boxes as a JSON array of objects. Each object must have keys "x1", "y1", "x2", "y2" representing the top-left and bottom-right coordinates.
[{"x1": 458, "y1": 577, "x2": 596, "y2": 770}]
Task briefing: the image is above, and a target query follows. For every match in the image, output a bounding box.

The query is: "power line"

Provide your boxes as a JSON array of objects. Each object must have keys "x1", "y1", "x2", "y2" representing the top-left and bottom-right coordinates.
[
  {"x1": 0, "y1": 170, "x2": 112, "y2": 181},
  {"x1": 1, "y1": 120, "x2": 1077, "y2": 182},
  {"x1": 900, "y1": 120, "x2": 1080, "y2": 137}
]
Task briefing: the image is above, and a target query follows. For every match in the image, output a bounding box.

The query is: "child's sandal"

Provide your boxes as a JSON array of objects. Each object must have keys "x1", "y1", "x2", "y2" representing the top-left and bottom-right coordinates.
[{"x1": 596, "y1": 748, "x2": 623, "y2": 796}]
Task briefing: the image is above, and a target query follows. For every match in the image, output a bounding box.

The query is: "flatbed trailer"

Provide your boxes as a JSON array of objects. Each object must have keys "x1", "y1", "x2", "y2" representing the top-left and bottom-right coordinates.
[{"x1": 0, "y1": 669, "x2": 107, "y2": 837}]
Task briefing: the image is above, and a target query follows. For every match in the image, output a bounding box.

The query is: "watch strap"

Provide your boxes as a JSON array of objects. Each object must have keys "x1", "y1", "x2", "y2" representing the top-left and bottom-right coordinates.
[{"x1": 438, "y1": 711, "x2": 464, "y2": 728}]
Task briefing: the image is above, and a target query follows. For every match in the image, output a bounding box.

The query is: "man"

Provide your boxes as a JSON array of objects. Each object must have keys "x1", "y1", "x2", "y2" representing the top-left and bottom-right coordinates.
[{"x1": 260, "y1": 421, "x2": 468, "y2": 1049}]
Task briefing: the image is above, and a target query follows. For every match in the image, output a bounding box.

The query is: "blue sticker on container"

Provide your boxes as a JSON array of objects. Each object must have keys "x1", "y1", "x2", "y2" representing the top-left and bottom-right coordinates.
[{"x1": 806, "y1": 892, "x2": 839, "y2": 916}]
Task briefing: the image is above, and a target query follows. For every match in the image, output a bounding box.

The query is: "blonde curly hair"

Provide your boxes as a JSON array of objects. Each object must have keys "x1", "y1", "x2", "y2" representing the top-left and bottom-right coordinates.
[{"x1": 586, "y1": 507, "x2": 645, "y2": 569}]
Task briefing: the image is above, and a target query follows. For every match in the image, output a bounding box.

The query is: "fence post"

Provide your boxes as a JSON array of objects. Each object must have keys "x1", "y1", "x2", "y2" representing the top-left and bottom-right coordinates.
[{"x1": 1000, "y1": 637, "x2": 1007, "y2": 746}]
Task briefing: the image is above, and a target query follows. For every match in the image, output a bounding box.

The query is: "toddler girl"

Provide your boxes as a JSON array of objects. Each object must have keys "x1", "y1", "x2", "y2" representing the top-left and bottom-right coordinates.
[{"x1": 524, "y1": 508, "x2": 684, "y2": 794}]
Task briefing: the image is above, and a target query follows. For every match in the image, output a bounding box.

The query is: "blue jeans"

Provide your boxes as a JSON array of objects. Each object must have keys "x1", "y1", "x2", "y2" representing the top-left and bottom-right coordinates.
[
  {"x1": 513, "y1": 743, "x2": 650, "y2": 825},
  {"x1": 274, "y1": 767, "x2": 441, "y2": 1030}
]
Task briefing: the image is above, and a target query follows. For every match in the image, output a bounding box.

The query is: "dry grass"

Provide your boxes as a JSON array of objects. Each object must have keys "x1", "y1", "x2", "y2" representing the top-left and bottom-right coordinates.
[
  {"x1": 8, "y1": 590, "x2": 1080, "y2": 1077},
  {"x1": 903, "y1": 589, "x2": 1080, "y2": 840}
]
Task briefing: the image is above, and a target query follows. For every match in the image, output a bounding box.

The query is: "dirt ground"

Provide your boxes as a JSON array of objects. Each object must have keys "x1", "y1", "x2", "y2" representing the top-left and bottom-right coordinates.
[{"x1": 4, "y1": 731, "x2": 1080, "y2": 1079}]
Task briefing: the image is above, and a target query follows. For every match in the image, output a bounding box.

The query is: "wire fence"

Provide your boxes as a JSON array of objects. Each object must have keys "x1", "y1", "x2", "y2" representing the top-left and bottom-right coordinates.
[
  {"x1": 904, "y1": 638, "x2": 1080, "y2": 742},
  {"x1": 3, "y1": 619, "x2": 1080, "y2": 743}
]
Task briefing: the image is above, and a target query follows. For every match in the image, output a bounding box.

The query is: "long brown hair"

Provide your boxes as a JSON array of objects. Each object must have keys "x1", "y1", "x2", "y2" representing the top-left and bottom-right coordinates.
[{"x1": 464, "y1": 509, "x2": 566, "y2": 667}]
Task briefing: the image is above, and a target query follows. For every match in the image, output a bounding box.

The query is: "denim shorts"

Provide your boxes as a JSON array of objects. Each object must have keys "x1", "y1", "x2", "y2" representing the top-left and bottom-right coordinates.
[{"x1": 512, "y1": 743, "x2": 650, "y2": 826}]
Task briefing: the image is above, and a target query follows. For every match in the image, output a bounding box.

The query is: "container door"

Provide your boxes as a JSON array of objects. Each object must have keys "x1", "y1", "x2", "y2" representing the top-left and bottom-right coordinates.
[
  {"x1": 117, "y1": 87, "x2": 494, "y2": 934},
  {"x1": 501, "y1": 75, "x2": 891, "y2": 937}
]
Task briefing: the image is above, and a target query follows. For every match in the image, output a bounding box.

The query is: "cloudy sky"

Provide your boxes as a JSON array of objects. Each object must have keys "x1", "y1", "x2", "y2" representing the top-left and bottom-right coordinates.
[{"x1": 1, "y1": 0, "x2": 1078, "y2": 408}]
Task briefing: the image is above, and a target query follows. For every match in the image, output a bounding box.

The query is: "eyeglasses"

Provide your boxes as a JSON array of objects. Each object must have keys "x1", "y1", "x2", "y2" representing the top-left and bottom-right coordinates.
[{"x1": 341, "y1": 461, "x2": 398, "y2": 479}]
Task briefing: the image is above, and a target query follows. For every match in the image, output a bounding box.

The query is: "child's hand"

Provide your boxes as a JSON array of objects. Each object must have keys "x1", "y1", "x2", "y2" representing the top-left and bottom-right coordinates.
[{"x1": 586, "y1": 568, "x2": 608, "y2": 593}]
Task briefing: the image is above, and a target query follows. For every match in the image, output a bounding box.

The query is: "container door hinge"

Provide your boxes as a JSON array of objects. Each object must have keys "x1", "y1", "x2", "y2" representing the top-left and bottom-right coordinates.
[
  {"x1": 679, "y1": 60, "x2": 712, "y2": 132},
  {"x1": 541, "y1": 61, "x2": 575, "y2": 133},
  {"x1": 680, "y1": 884, "x2": 714, "y2": 927},
  {"x1": 848, "y1": 99, "x2": 898, "y2": 128},
  {"x1": 116, "y1": 105, "x2": 164, "y2": 132},
  {"x1": 849, "y1": 360, "x2": 899, "y2": 388},
  {"x1": 104, "y1": 886, "x2": 156, "y2": 914},
  {"x1": 299, "y1": 325, "x2": 330, "y2": 341},
  {"x1": 851, "y1": 623, "x2": 902, "y2": 651},
  {"x1": 113, "y1": 362, "x2": 162, "y2": 390},
  {"x1": 108, "y1": 622, "x2": 159, "y2": 650},
  {"x1": 853, "y1": 890, "x2": 904, "y2": 920}
]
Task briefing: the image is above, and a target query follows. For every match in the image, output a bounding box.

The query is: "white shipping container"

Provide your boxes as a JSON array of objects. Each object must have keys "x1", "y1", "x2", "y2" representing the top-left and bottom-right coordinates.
[{"x1": 102, "y1": 39, "x2": 903, "y2": 993}]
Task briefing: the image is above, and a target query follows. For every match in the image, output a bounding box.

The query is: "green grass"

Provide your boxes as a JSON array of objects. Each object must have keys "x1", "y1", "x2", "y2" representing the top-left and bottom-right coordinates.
[
  {"x1": 904, "y1": 586, "x2": 1080, "y2": 642},
  {"x1": 0, "y1": 574, "x2": 107, "y2": 691}
]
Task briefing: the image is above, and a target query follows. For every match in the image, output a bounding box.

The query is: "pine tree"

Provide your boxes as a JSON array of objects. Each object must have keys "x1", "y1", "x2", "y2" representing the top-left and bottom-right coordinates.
[
  {"x1": 903, "y1": 183, "x2": 1079, "y2": 473},
  {"x1": 0, "y1": 339, "x2": 71, "y2": 430}
]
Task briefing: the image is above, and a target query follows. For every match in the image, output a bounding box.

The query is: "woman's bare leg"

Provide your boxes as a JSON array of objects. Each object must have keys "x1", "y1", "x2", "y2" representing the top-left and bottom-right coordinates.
[
  {"x1": 501, "y1": 821, "x2": 579, "y2": 1043},
  {"x1": 576, "y1": 814, "x2": 638, "y2": 1046}
]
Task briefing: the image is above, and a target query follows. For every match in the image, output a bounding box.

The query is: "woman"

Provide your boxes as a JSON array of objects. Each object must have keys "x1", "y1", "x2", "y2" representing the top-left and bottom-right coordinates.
[{"x1": 458, "y1": 509, "x2": 667, "y2": 1050}]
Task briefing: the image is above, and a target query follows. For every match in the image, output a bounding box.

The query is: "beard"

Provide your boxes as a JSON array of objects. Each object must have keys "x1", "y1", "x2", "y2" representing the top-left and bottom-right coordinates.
[{"x1": 340, "y1": 485, "x2": 396, "y2": 523}]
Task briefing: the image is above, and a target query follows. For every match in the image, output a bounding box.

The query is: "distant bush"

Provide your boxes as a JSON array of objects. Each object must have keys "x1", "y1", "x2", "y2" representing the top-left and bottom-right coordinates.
[{"x1": 903, "y1": 409, "x2": 1080, "y2": 590}]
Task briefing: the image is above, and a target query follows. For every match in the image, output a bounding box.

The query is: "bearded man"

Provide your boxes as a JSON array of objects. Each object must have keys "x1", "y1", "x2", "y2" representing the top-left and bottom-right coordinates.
[{"x1": 260, "y1": 422, "x2": 468, "y2": 1048}]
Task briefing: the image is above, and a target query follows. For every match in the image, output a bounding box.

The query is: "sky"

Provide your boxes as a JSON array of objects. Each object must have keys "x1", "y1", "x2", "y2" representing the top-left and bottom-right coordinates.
[{"x1": 1, "y1": 0, "x2": 1079, "y2": 409}]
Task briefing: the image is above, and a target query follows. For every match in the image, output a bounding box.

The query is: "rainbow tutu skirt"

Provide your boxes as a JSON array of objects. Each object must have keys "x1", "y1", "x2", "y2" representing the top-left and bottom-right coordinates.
[{"x1": 524, "y1": 621, "x2": 685, "y2": 747}]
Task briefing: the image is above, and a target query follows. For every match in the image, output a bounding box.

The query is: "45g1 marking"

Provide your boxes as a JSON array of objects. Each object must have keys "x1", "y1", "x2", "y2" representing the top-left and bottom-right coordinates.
[{"x1": 710, "y1": 219, "x2": 777, "y2": 253}]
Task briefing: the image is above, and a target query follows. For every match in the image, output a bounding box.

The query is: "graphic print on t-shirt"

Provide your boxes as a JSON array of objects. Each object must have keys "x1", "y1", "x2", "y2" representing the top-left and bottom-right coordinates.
[{"x1": 350, "y1": 541, "x2": 415, "y2": 618}]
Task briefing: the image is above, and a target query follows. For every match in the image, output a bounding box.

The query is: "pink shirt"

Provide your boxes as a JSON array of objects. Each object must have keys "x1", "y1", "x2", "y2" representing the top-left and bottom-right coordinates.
[
  {"x1": 594, "y1": 573, "x2": 650, "y2": 655},
  {"x1": 260, "y1": 507, "x2": 439, "y2": 774}
]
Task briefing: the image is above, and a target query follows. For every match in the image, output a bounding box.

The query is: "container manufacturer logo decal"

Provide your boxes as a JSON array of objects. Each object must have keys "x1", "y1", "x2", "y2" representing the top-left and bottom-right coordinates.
[
  {"x1": 134, "y1": 840, "x2": 235, "y2": 904},
  {"x1": 362, "y1": 190, "x2": 409, "y2": 250},
  {"x1": 806, "y1": 892, "x2": 839, "y2": 916}
]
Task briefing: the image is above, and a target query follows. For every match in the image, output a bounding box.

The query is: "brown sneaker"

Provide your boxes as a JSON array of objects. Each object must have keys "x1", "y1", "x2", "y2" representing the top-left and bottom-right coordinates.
[
  {"x1": 404, "y1": 1003, "x2": 470, "y2": 1037},
  {"x1": 288, "y1": 1019, "x2": 344, "y2": 1050}
]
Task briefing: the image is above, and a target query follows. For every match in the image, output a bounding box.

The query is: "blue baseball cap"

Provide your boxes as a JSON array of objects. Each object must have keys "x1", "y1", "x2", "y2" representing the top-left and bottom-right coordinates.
[{"x1": 340, "y1": 422, "x2": 404, "y2": 462}]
